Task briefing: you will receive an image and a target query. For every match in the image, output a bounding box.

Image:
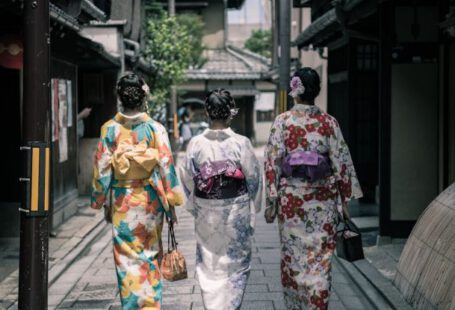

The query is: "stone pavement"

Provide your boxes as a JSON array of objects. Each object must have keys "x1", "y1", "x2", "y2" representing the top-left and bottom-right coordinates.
[
  {"x1": 51, "y1": 205, "x2": 375, "y2": 310},
  {"x1": 0, "y1": 198, "x2": 105, "y2": 309}
]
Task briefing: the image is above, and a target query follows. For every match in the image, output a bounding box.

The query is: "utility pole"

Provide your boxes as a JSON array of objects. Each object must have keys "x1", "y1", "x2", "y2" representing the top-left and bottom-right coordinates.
[
  {"x1": 168, "y1": 0, "x2": 175, "y2": 16},
  {"x1": 168, "y1": 0, "x2": 178, "y2": 151},
  {"x1": 278, "y1": 0, "x2": 291, "y2": 112},
  {"x1": 19, "y1": 0, "x2": 51, "y2": 309}
]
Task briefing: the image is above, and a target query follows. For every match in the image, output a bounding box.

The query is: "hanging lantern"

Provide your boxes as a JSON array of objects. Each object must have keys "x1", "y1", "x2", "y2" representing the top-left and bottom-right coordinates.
[{"x1": 0, "y1": 35, "x2": 23, "y2": 70}]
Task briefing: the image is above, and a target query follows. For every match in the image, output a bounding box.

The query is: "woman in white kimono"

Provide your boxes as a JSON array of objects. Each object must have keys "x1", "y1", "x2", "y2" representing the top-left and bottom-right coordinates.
[{"x1": 180, "y1": 89, "x2": 263, "y2": 310}]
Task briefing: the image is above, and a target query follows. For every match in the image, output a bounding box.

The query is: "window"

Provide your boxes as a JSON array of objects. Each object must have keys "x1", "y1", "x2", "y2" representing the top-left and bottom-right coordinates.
[{"x1": 256, "y1": 110, "x2": 275, "y2": 122}]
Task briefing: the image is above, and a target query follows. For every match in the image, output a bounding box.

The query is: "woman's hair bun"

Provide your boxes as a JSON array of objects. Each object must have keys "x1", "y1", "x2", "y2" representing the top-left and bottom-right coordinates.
[
  {"x1": 116, "y1": 73, "x2": 147, "y2": 109},
  {"x1": 205, "y1": 89, "x2": 236, "y2": 121},
  {"x1": 293, "y1": 67, "x2": 321, "y2": 103}
]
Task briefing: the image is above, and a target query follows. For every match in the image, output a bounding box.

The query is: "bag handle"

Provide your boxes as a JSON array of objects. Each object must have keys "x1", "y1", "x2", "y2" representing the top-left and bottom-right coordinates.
[
  {"x1": 336, "y1": 217, "x2": 361, "y2": 235},
  {"x1": 167, "y1": 218, "x2": 178, "y2": 252}
]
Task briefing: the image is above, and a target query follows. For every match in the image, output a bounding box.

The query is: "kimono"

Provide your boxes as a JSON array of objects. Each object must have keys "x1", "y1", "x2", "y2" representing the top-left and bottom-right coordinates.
[
  {"x1": 179, "y1": 128, "x2": 263, "y2": 310},
  {"x1": 264, "y1": 104, "x2": 362, "y2": 310},
  {"x1": 91, "y1": 112, "x2": 183, "y2": 309}
]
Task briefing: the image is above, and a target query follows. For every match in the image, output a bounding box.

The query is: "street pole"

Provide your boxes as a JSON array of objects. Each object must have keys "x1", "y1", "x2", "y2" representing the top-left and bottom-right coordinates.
[
  {"x1": 19, "y1": 0, "x2": 50, "y2": 309},
  {"x1": 168, "y1": 0, "x2": 175, "y2": 16},
  {"x1": 278, "y1": 0, "x2": 291, "y2": 112},
  {"x1": 168, "y1": 0, "x2": 178, "y2": 153}
]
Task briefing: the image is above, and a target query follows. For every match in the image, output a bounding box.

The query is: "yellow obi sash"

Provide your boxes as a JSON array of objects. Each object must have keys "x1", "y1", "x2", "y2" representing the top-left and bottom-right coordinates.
[{"x1": 112, "y1": 140, "x2": 159, "y2": 181}]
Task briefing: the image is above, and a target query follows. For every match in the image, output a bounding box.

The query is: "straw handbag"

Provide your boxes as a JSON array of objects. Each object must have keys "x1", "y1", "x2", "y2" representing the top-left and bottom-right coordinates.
[{"x1": 161, "y1": 219, "x2": 188, "y2": 281}]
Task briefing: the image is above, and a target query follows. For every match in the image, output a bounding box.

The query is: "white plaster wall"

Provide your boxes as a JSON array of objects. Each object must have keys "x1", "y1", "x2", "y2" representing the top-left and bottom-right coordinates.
[
  {"x1": 80, "y1": 27, "x2": 121, "y2": 58},
  {"x1": 202, "y1": 1, "x2": 226, "y2": 49},
  {"x1": 255, "y1": 121, "x2": 273, "y2": 144}
]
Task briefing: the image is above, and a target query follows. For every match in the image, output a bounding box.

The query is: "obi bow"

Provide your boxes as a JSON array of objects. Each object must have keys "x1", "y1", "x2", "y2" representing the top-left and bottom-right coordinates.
[
  {"x1": 193, "y1": 160, "x2": 245, "y2": 193},
  {"x1": 112, "y1": 140, "x2": 160, "y2": 180}
]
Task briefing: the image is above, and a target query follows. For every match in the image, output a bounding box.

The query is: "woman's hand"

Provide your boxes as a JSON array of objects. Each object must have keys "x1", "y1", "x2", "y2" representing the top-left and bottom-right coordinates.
[
  {"x1": 167, "y1": 206, "x2": 178, "y2": 224},
  {"x1": 264, "y1": 207, "x2": 276, "y2": 224},
  {"x1": 104, "y1": 204, "x2": 112, "y2": 224}
]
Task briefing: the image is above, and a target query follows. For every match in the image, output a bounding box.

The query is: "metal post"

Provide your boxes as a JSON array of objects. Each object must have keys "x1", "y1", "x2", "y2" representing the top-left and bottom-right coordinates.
[
  {"x1": 19, "y1": 0, "x2": 50, "y2": 308},
  {"x1": 168, "y1": 0, "x2": 177, "y2": 153},
  {"x1": 168, "y1": 0, "x2": 175, "y2": 16},
  {"x1": 278, "y1": 0, "x2": 291, "y2": 112}
]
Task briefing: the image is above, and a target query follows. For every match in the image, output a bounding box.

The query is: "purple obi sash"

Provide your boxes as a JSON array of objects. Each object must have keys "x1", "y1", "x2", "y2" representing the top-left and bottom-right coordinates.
[
  {"x1": 282, "y1": 150, "x2": 332, "y2": 182},
  {"x1": 193, "y1": 160, "x2": 245, "y2": 194}
]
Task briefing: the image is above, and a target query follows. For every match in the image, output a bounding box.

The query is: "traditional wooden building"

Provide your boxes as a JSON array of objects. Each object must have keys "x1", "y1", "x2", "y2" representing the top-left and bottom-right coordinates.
[
  {"x1": 0, "y1": 0, "x2": 149, "y2": 236},
  {"x1": 156, "y1": 0, "x2": 275, "y2": 142},
  {"x1": 293, "y1": 0, "x2": 455, "y2": 238}
]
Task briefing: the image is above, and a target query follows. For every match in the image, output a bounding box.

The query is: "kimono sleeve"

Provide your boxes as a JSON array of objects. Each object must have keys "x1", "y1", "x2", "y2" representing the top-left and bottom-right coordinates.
[
  {"x1": 179, "y1": 139, "x2": 195, "y2": 198},
  {"x1": 91, "y1": 123, "x2": 114, "y2": 209},
  {"x1": 264, "y1": 115, "x2": 286, "y2": 211},
  {"x1": 241, "y1": 139, "x2": 263, "y2": 213},
  {"x1": 154, "y1": 123, "x2": 184, "y2": 207},
  {"x1": 328, "y1": 119, "x2": 363, "y2": 203}
]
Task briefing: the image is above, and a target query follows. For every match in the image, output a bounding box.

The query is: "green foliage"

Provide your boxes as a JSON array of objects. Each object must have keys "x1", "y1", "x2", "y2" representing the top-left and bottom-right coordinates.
[
  {"x1": 175, "y1": 14, "x2": 206, "y2": 69},
  {"x1": 244, "y1": 29, "x2": 272, "y2": 59},
  {"x1": 143, "y1": 7, "x2": 205, "y2": 118}
]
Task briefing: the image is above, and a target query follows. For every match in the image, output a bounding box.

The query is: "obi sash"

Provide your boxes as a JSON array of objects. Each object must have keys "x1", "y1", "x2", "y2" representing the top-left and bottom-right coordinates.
[
  {"x1": 282, "y1": 150, "x2": 332, "y2": 182},
  {"x1": 112, "y1": 140, "x2": 159, "y2": 181},
  {"x1": 193, "y1": 160, "x2": 247, "y2": 199}
]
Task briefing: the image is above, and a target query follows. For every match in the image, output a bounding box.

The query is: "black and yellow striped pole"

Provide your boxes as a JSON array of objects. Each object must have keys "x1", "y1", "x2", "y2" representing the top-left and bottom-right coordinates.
[
  {"x1": 19, "y1": 0, "x2": 50, "y2": 308},
  {"x1": 278, "y1": 89, "x2": 288, "y2": 114}
]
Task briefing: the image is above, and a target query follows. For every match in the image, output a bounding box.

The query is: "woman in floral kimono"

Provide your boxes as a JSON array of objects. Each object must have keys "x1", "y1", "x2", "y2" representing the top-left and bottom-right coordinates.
[
  {"x1": 264, "y1": 68, "x2": 363, "y2": 310},
  {"x1": 179, "y1": 89, "x2": 263, "y2": 310},
  {"x1": 91, "y1": 73, "x2": 183, "y2": 309}
]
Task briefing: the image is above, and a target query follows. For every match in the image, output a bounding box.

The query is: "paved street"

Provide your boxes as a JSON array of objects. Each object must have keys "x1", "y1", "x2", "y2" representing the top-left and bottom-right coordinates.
[{"x1": 49, "y1": 205, "x2": 374, "y2": 310}]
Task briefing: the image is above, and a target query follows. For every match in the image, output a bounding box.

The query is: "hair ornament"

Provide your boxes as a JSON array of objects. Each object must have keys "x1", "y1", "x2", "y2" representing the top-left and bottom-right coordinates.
[
  {"x1": 142, "y1": 83, "x2": 150, "y2": 95},
  {"x1": 230, "y1": 108, "x2": 239, "y2": 116},
  {"x1": 289, "y1": 76, "x2": 306, "y2": 97}
]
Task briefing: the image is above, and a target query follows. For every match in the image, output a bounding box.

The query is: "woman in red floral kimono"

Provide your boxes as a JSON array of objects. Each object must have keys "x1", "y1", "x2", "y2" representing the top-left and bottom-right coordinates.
[{"x1": 264, "y1": 68, "x2": 363, "y2": 309}]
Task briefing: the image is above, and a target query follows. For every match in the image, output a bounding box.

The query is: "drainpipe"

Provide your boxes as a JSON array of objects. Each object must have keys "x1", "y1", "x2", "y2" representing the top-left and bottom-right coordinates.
[{"x1": 124, "y1": 38, "x2": 140, "y2": 64}]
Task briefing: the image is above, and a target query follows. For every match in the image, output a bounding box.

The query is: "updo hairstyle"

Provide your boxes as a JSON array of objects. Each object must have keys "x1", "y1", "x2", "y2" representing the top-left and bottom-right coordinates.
[{"x1": 116, "y1": 73, "x2": 147, "y2": 109}]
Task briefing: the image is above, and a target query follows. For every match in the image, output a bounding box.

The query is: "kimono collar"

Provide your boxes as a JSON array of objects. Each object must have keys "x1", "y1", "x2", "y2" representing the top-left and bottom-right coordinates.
[
  {"x1": 202, "y1": 127, "x2": 235, "y2": 140},
  {"x1": 291, "y1": 103, "x2": 321, "y2": 115},
  {"x1": 114, "y1": 112, "x2": 150, "y2": 127}
]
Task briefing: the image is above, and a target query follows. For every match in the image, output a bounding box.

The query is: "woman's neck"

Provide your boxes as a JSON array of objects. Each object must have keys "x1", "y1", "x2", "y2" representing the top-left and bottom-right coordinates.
[
  {"x1": 294, "y1": 98, "x2": 314, "y2": 106},
  {"x1": 122, "y1": 109, "x2": 143, "y2": 116},
  {"x1": 210, "y1": 120, "x2": 229, "y2": 130}
]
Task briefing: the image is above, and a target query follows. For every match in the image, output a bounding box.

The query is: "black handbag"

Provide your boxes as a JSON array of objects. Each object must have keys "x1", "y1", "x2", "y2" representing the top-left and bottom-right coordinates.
[{"x1": 336, "y1": 218, "x2": 364, "y2": 262}]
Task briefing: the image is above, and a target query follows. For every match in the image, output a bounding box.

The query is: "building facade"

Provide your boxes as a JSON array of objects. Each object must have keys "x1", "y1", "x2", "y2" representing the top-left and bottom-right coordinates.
[
  {"x1": 293, "y1": 0, "x2": 455, "y2": 238},
  {"x1": 0, "y1": 0, "x2": 149, "y2": 236},
  {"x1": 159, "y1": 0, "x2": 276, "y2": 143}
]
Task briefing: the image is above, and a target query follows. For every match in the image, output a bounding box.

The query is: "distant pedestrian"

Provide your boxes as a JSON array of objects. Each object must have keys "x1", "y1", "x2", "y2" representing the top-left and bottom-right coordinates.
[
  {"x1": 179, "y1": 111, "x2": 193, "y2": 150},
  {"x1": 179, "y1": 89, "x2": 263, "y2": 310},
  {"x1": 264, "y1": 68, "x2": 363, "y2": 309},
  {"x1": 91, "y1": 73, "x2": 183, "y2": 309}
]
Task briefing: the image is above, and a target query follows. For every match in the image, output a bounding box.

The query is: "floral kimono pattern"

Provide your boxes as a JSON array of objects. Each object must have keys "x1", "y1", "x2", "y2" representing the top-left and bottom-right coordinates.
[
  {"x1": 91, "y1": 112, "x2": 183, "y2": 309},
  {"x1": 179, "y1": 128, "x2": 263, "y2": 310},
  {"x1": 264, "y1": 104, "x2": 362, "y2": 310}
]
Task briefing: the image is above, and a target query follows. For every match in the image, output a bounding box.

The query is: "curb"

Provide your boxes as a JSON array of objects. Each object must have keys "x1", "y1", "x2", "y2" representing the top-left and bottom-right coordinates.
[
  {"x1": 335, "y1": 256, "x2": 413, "y2": 310},
  {"x1": 48, "y1": 215, "x2": 107, "y2": 286},
  {"x1": 5, "y1": 214, "x2": 107, "y2": 310},
  {"x1": 352, "y1": 259, "x2": 412, "y2": 310},
  {"x1": 335, "y1": 256, "x2": 393, "y2": 310}
]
